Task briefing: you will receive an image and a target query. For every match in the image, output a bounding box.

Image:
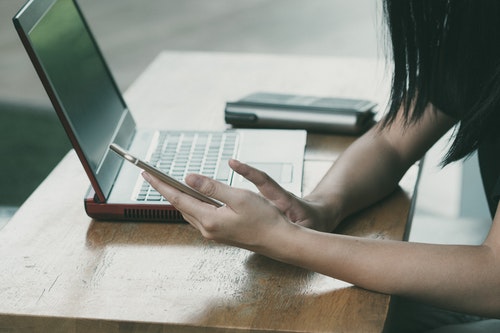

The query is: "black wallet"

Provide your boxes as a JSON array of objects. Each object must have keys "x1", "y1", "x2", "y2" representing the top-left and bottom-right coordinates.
[{"x1": 224, "y1": 92, "x2": 377, "y2": 135}]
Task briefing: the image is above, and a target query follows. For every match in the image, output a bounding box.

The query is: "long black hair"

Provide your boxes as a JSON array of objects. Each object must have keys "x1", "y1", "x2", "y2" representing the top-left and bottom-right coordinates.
[{"x1": 382, "y1": 0, "x2": 500, "y2": 165}]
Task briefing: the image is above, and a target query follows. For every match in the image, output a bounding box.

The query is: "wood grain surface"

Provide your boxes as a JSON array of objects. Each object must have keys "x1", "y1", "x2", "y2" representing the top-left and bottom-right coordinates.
[{"x1": 0, "y1": 52, "x2": 417, "y2": 333}]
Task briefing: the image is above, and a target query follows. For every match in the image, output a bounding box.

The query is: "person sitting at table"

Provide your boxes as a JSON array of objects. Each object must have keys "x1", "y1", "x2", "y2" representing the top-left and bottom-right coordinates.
[{"x1": 142, "y1": 1, "x2": 500, "y2": 332}]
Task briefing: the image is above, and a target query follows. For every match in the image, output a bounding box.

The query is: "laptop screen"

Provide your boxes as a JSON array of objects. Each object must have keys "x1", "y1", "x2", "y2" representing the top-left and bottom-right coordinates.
[
  {"x1": 28, "y1": 0, "x2": 126, "y2": 172},
  {"x1": 15, "y1": 0, "x2": 136, "y2": 201}
]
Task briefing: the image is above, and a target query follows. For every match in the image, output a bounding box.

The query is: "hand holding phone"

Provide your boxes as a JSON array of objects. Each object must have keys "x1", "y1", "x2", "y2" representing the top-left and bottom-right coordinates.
[{"x1": 109, "y1": 143, "x2": 223, "y2": 207}]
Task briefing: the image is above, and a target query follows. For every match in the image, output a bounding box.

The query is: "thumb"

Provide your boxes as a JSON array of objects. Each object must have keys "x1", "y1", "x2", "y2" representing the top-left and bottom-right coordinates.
[{"x1": 185, "y1": 173, "x2": 235, "y2": 204}]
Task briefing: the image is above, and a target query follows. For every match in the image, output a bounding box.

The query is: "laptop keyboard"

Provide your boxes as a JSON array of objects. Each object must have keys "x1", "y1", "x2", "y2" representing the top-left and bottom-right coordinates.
[{"x1": 136, "y1": 131, "x2": 239, "y2": 202}]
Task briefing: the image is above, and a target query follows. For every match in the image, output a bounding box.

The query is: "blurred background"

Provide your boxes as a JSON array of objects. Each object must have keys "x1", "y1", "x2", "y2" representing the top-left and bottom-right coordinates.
[{"x1": 0, "y1": 0, "x2": 491, "y2": 243}]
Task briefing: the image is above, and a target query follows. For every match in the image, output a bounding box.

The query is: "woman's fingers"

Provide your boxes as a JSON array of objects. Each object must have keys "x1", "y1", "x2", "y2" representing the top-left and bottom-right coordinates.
[
  {"x1": 141, "y1": 172, "x2": 217, "y2": 227},
  {"x1": 229, "y1": 159, "x2": 295, "y2": 209},
  {"x1": 183, "y1": 173, "x2": 240, "y2": 206}
]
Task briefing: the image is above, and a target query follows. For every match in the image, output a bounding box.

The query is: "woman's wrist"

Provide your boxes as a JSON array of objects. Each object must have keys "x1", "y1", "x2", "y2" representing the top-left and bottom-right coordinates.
[
  {"x1": 302, "y1": 192, "x2": 344, "y2": 232},
  {"x1": 257, "y1": 221, "x2": 308, "y2": 263}
]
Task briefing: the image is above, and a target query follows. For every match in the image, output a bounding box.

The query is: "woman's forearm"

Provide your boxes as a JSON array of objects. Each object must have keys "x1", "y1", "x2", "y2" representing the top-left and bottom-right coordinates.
[
  {"x1": 305, "y1": 126, "x2": 412, "y2": 227},
  {"x1": 305, "y1": 107, "x2": 456, "y2": 230},
  {"x1": 264, "y1": 222, "x2": 500, "y2": 318}
]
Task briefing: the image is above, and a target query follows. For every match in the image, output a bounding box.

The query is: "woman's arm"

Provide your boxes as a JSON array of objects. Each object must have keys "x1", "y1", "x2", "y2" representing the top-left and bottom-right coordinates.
[
  {"x1": 241, "y1": 105, "x2": 500, "y2": 316},
  {"x1": 305, "y1": 103, "x2": 456, "y2": 230},
  {"x1": 264, "y1": 201, "x2": 500, "y2": 318},
  {"x1": 225, "y1": 103, "x2": 456, "y2": 233},
  {"x1": 145, "y1": 104, "x2": 500, "y2": 317}
]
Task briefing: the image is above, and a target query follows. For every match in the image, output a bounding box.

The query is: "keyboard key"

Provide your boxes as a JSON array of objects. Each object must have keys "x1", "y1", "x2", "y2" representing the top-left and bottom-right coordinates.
[{"x1": 135, "y1": 131, "x2": 239, "y2": 201}]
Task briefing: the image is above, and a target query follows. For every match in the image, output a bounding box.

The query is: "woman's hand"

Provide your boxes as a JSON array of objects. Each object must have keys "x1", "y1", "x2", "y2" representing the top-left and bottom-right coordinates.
[
  {"x1": 142, "y1": 168, "x2": 293, "y2": 253},
  {"x1": 142, "y1": 159, "x2": 338, "y2": 250},
  {"x1": 227, "y1": 159, "x2": 339, "y2": 232}
]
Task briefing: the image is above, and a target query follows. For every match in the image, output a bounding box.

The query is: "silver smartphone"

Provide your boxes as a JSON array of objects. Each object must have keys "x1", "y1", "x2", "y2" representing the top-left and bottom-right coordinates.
[{"x1": 109, "y1": 143, "x2": 223, "y2": 207}]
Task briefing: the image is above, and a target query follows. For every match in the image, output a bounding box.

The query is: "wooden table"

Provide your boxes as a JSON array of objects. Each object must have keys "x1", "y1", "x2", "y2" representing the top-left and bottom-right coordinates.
[{"x1": 0, "y1": 52, "x2": 418, "y2": 332}]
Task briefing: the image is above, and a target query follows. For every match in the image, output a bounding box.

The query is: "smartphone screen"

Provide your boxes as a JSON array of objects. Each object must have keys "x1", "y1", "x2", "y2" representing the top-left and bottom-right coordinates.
[{"x1": 109, "y1": 143, "x2": 223, "y2": 207}]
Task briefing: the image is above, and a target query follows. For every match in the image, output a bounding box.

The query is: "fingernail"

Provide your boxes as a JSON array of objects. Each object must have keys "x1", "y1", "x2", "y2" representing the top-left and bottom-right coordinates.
[
  {"x1": 186, "y1": 174, "x2": 203, "y2": 189},
  {"x1": 142, "y1": 171, "x2": 151, "y2": 182}
]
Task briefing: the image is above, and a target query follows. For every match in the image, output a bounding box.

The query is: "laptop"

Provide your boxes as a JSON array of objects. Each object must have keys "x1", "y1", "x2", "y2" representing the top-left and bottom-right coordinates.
[{"x1": 13, "y1": 0, "x2": 306, "y2": 222}]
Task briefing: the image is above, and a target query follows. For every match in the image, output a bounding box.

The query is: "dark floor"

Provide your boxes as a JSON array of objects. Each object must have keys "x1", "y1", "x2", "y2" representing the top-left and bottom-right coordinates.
[{"x1": 0, "y1": 102, "x2": 70, "y2": 206}]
